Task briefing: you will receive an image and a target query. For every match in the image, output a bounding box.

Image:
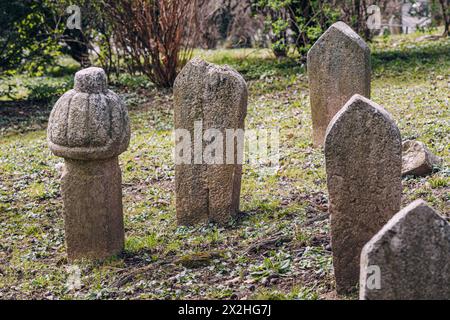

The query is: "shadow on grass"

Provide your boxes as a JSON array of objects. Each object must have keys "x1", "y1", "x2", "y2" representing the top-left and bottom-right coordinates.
[
  {"x1": 210, "y1": 55, "x2": 304, "y2": 81},
  {"x1": 0, "y1": 100, "x2": 52, "y2": 134},
  {"x1": 45, "y1": 62, "x2": 80, "y2": 78},
  {"x1": 371, "y1": 38, "x2": 450, "y2": 77}
]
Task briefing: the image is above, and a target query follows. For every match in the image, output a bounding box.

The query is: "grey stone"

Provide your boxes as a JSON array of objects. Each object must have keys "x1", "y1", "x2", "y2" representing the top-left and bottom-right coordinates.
[
  {"x1": 402, "y1": 140, "x2": 442, "y2": 176},
  {"x1": 47, "y1": 67, "x2": 130, "y2": 261},
  {"x1": 48, "y1": 67, "x2": 130, "y2": 161},
  {"x1": 173, "y1": 58, "x2": 247, "y2": 225},
  {"x1": 360, "y1": 200, "x2": 450, "y2": 300},
  {"x1": 74, "y1": 67, "x2": 108, "y2": 93},
  {"x1": 61, "y1": 158, "x2": 124, "y2": 261},
  {"x1": 308, "y1": 21, "x2": 371, "y2": 147},
  {"x1": 324, "y1": 94, "x2": 402, "y2": 294}
]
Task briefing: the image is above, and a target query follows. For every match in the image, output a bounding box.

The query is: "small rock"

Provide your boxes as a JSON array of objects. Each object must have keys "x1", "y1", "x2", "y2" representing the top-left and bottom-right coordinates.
[{"x1": 402, "y1": 140, "x2": 442, "y2": 177}]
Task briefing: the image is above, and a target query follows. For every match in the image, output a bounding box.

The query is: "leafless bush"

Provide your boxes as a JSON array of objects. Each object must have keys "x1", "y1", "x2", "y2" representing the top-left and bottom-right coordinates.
[{"x1": 103, "y1": 0, "x2": 199, "y2": 88}]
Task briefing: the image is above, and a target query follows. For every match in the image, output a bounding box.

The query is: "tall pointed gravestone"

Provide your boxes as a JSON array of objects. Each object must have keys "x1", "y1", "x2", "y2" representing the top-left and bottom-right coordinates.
[
  {"x1": 360, "y1": 200, "x2": 450, "y2": 300},
  {"x1": 308, "y1": 21, "x2": 371, "y2": 147},
  {"x1": 173, "y1": 58, "x2": 247, "y2": 226},
  {"x1": 324, "y1": 94, "x2": 402, "y2": 294}
]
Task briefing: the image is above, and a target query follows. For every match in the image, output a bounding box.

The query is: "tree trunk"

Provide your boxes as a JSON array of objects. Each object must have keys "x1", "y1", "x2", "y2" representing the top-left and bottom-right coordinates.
[{"x1": 439, "y1": 0, "x2": 450, "y2": 36}]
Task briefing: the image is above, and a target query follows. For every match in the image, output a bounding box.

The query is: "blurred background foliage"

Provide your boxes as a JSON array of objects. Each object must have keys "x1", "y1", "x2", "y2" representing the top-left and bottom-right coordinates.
[{"x1": 0, "y1": 0, "x2": 448, "y2": 95}]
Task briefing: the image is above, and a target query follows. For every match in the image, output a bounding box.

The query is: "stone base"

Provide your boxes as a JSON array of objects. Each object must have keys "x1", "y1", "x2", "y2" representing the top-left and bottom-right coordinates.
[
  {"x1": 61, "y1": 157, "x2": 124, "y2": 261},
  {"x1": 176, "y1": 164, "x2": 242, "y2": 226}
]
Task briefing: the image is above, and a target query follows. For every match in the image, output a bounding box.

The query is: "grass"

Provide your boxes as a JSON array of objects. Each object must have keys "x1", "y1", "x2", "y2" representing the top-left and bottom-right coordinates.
[{"x1": 0, "y1": 29, "x2": 449, "y2": 300}]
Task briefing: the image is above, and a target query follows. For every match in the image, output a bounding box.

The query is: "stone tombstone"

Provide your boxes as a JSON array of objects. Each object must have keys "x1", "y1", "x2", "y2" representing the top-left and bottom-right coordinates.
[
  {"x1": 173, "y1": 58, "x2": 247, "y2": 226},
  {"x1": 324, "y1": 94, "x2": 402, "y2": 294},
  {"x1": 307, "y1": 21, "x2": 371, "y2": 147},
  {"x1": 360, "y1": 200, "x2": 450, "y2": 300},
  {"x1": 47, "y1": 67, "x2": 130, "y2": 261}
]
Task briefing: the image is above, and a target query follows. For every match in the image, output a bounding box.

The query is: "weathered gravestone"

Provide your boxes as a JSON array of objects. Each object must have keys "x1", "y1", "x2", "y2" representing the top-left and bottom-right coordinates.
[
  {"x1": 307, "y1": 21, "x2": 371, "y2": 147},
  {"x1": 360, "y1": 200, "x2": 450, "y2": 300},
  {"x1": 325, "y1": 94, "x2": 402, "y2": 294},
  {"x1": 47, "y1": 67, "x2": 130, "y2": 261},
  {"x1": 173, "y1": 58, "x2": 247, "y2": 225}
]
